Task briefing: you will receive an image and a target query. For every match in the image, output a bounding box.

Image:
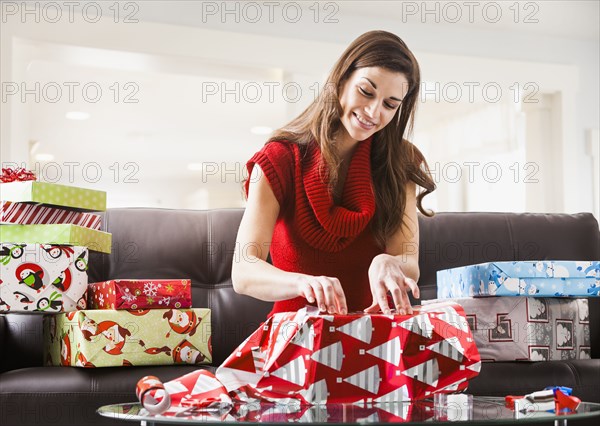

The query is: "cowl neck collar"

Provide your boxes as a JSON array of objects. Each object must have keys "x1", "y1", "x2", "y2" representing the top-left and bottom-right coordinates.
[{"x1": 291, "y1": 135, "x2": 376, "y2": 252}]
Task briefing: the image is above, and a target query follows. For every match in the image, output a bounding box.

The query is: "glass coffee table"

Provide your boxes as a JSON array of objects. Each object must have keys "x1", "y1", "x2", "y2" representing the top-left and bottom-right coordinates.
[{"x1": 98, "y1": 397, "x2": 600, "y2": 426}]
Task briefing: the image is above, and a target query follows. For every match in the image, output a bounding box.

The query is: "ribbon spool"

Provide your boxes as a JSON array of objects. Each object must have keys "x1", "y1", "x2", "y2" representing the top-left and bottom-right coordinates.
[{"x1": 136, "y1": 375, "x2": 172, "y2": 415}]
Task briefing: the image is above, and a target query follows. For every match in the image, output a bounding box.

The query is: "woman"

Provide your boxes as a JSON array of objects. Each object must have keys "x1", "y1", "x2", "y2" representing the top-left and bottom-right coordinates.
[{"x1": 232, "y1": 30, "x2": 435, "y2": 318}]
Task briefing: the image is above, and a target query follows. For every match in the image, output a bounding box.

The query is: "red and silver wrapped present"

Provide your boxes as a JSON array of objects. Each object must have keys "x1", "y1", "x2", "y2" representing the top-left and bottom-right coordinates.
[
  {"x1": 135, "y1": 302, "x2": 480, "y2": 413},
  {"x1": 88, "y1": 279, "x2": 192, "y2": 310},
  {"x1": 1, "y1": 201, "x2": 102, "y2": 230},
  {"x1": 216, "y1": 303, "x2": 480, "y2": 404}
]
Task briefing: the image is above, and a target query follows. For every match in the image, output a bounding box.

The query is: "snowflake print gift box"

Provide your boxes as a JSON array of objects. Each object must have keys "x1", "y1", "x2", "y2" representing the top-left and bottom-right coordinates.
[
  {"x1": 437, "y1": 261, "x2": 600, "y2": 298},
  {"x1": 424, "y1": 298, "x2": 590, "y2": 362},
  {"x1": 214, "y1": 302, "x2": 481, "y2": 404},
  {"x1": 88, "y1": 279, "x2": 192, "y2": 310},
  {"x1": 43, "y1": 308, "x2": 211, "y2": 367},
  {"x1": 0, "y1": 243, "x2": 88, "y2": 313}
]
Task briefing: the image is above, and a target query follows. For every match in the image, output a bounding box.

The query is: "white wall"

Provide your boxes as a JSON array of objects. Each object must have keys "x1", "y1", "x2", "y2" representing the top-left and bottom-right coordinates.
[{"x1": 1, "y1": 2, "x2": 597, "y2": 216}]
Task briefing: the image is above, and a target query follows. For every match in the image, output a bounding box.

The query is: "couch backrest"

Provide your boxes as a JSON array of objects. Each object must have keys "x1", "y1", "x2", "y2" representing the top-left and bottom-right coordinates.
[
  {"x1": 90, "y1": 208, "x2": 273, "y2": 366},
  {"x1": 416, "y1": 212, "x2": 600, "y2": 359},
  {"x1": 2, "y1": 209, "x2": 599, "y2": 371}
]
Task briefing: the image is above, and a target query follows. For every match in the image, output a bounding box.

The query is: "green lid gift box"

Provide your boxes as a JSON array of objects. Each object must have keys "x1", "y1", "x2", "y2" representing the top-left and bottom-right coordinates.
[
  {"x1": 0, "y1": 224, "x2": 112, "y2": 254},
  {"x1": 43, "y1": 308, "x2": 212, "y2": 367},
  {"x1": 0, "y1": 243, "x2": 89, "y2": 313},
  {"x1": 1, "y1": 179, "x2": 111, "y2": 253},
  {"x1": 1, "y1": 181, "x2": 106, "y2": 211}
]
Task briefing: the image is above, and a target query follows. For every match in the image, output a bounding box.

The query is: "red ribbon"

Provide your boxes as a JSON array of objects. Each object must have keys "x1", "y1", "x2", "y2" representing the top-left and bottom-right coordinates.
[{"x1": 1, "y1": 167, "x2": 37, "y2": 183}]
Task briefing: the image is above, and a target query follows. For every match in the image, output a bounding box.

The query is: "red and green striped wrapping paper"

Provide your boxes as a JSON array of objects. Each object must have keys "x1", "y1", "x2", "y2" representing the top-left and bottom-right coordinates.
[{"x1": 1, "y1": 201, "x2": 101, "y2": 230}]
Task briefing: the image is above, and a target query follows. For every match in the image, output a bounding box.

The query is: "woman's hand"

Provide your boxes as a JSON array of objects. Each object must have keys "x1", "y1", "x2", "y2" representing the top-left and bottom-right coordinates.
[
  {"x1": 296, "y1": 274, "x2": 348, "y2": 315},
  {"x1": 364, "y1": 253, "x2": 420, "y2": 315}
]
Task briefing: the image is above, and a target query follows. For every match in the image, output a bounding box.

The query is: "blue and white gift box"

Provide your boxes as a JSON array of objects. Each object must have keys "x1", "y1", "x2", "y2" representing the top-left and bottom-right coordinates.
[{"x1": 437, "y1": 260, "x2": 600, "y2": 298}]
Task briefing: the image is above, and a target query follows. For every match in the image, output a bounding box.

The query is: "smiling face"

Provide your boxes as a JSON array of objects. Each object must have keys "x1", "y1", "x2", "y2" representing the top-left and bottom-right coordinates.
[
  {"x1": 337, "y1": 67, "x2": 409, "y2": 146},
  {"x1": 174, "y1": 310, "x2": 189, "y2": 327}
]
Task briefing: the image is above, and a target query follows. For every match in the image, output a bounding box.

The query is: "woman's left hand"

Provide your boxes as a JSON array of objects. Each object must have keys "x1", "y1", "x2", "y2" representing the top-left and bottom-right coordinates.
[{"x1": 364, "y1": 253, "x2": 420, "y2": 315}]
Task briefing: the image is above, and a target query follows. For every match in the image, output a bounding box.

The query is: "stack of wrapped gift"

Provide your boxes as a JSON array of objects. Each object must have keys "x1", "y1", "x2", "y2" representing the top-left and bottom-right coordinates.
[
  {"x1": 1, "y1": 169, "x2": 110, "y2": 313},
  {"x1": 43, "y1": 278, "x2": 212, "y2": 368},
  {"x1": 432, "y1": 260, "x2": 599, "y2": 361}
]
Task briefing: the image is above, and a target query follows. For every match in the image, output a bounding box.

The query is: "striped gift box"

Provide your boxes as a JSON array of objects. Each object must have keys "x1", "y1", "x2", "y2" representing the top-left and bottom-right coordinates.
[{"x1": 1, "y1": 201, "x2": 101, "y2": 230}]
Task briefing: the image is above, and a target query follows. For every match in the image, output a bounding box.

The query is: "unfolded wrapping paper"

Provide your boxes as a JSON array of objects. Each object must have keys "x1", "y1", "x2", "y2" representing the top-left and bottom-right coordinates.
[
  {"x1": 44, "y1": 308, "x2": 212, "y2": 367},
  {"x1": 135, "y1": 303, "x2": 481, "y2": 413},
  {"x1": 1, "y1": 201, "x2": 102, "y2": 229},
  {"x1": 88, "y1": 279, "x2": 192, "y2": 310},
  {"x1": 0, "y1": 243, "x2": 88, "y2": 312},
  {"x1": 425, "y1": 298, "x2": 590, "y2": 362},
  {"x1": 437, "y1": 261, "x2": 600, "y2": 298},
  {"x1": 135, "y1": 371, "x2": 435, "y2": 422}
]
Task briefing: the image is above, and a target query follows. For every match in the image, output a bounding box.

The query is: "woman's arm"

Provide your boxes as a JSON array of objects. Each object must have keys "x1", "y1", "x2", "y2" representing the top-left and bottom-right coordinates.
[
  {"x1": 364, "y1": 180, "x2": 421, "y2": 315},
  {"x1": 232, "y1": 164, "x2": 348, "y2": 314}
]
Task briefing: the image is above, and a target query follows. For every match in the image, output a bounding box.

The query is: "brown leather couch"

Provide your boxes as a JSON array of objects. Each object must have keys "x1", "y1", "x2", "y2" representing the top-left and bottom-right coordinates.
[{"x1": 1, "y1": 208, "x2": 599, "y2": 426}]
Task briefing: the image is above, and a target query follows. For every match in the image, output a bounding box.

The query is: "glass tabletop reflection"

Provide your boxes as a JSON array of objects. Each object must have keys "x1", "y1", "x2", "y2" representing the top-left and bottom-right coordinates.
[{"x1": 97, "y1": 397, "x2": 600, "y2": 425}]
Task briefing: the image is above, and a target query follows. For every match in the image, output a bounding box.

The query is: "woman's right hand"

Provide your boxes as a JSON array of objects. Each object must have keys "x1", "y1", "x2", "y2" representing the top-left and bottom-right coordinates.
[{"x1": 296, "y1": 274, "x2": 348, "y2": 315}]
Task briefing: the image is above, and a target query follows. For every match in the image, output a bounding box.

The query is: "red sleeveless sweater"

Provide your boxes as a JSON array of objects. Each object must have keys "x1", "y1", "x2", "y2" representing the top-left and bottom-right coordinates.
[{"x1": 244, "y1": 135, "x2": 383, "y2": 317}]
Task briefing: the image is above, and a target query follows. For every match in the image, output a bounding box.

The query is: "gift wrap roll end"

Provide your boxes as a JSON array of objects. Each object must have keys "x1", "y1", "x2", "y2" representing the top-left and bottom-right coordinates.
[{"x1": 136, "y1": 375, "x2": 171, "y2": 415}]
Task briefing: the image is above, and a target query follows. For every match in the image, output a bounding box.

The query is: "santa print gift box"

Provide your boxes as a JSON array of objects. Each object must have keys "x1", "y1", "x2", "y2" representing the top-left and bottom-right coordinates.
[
  {"x1": 0, "y1": 243, "x2": 88, "y2": 313},
  {"x1": 437, "y1": 260, "x2": 600, "y2": 298},
  {"x1": 43, "y1": 308, "x2": 212, "y2": 367},
  {"x1": 424, "y1": 298, "x2": 590, "y2": 362},
  {"x1": 88, "y1": 279, "x2": 192, "y2": 310},
  {"x1": 213, "y1": 302, "x2": 481, "y2": 404}
]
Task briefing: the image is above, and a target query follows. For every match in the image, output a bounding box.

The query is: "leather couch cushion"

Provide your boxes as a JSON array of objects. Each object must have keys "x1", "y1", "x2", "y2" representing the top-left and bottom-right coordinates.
[
  {"x1": 0, "y1": 365, "x2": 209, "y2": 425},
  {"x1": 468, "y1": 359, "x2": 600, "y2": 402}
]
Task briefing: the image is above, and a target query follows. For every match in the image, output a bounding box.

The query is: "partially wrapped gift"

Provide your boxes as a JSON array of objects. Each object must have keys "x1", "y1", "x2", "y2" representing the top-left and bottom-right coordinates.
[
  {"x1": 88, "y1": 279, "x2": 192, "y2": 310},
  {"x1": 133, "y1": 303, "x2": 480, "y2": 413},
  {"x1": 213, "y1": 303, "x2": 480, "y2": 404},
  {"x1": 43, "y1": 308, "x2": 211, "y2": 367},
  {"x1": 437, "y1": 261, "x2": 600, "y2": 298},
  {"x1": 425, "y1": 298, "x2": 590, "y2": 361},
  {"x1": 0, "y1": 243, "x2": 88, "y2": 312},
  {"x1": 1, "y1": 201, "x2": 102, "y2": 229}
]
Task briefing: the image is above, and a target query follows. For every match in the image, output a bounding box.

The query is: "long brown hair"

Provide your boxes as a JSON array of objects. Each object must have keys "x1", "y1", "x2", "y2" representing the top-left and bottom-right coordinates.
[{"x1": 263, "y1": 30, "x2": 435, "y2": 248}]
